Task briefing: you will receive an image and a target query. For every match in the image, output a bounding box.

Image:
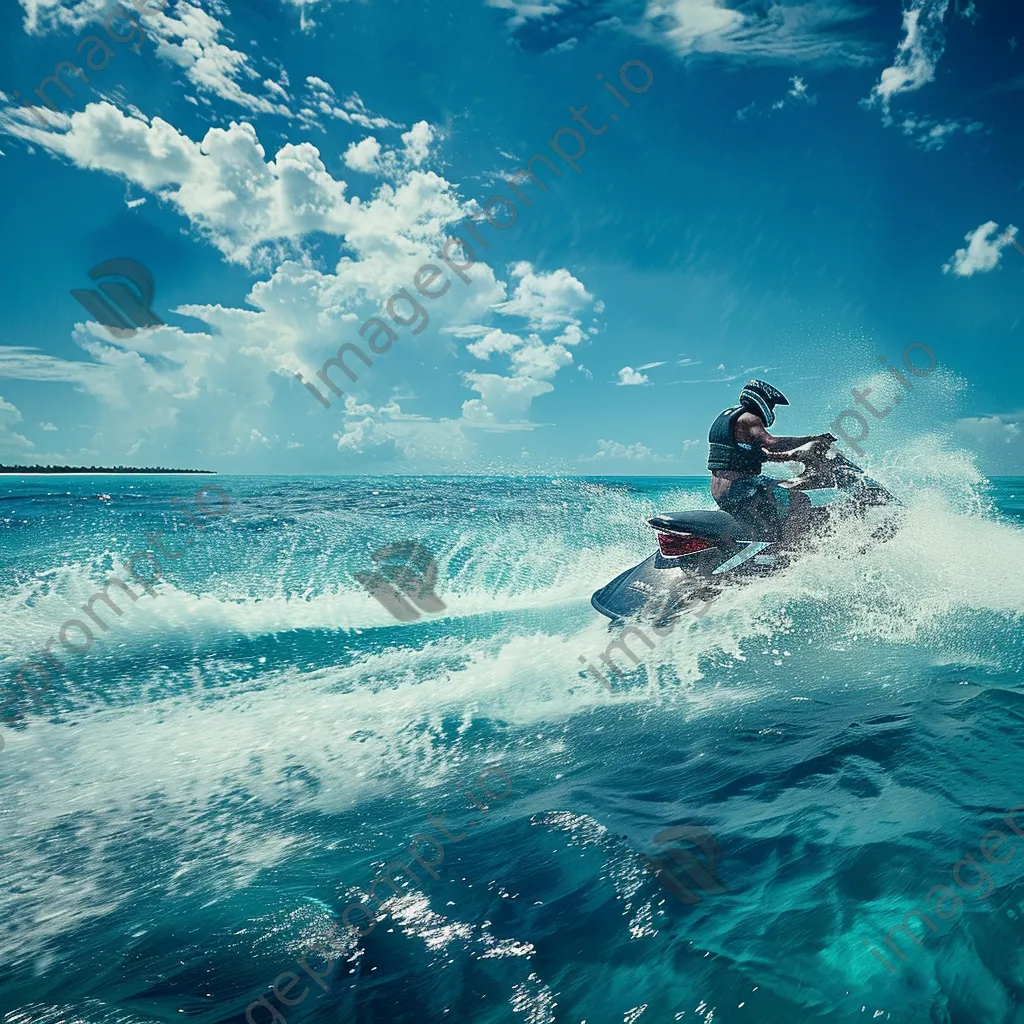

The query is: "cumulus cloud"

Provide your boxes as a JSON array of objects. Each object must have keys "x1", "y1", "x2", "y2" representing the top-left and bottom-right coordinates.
[
  {"x1": 11, "y1": 2, "x2": 391, "y2": 123},
  {"x1": 344, "y1": 136, "x2": 383, "y2": 173},
  {"x1": 956, "y1": 411, "x2": 1024, "y2": 473},
  {"x1": 942, "y1": 221, "x2": 1018, "y2": 277},
  {"x1": 957, "y1": 414, "x2": 1021, "y2": 444},
  {"x1": 148, "y1": 2, "x2": 293, "y2": 115},
  {"x1": 0, "y1": 103, "x2": 458, "y2": 265},
  {"x1": 866, "y1": 0, "x2": 950, "y2": 110},
  {"x1": 509, "y1": 335, "x2": 572, "y2": 379},
  {"x1": 461, "y1": 372, "x2": 553, "y2": 427},
  {"x1": 442, "y1": 262, "x2": 599, "y2": 426},
  {"x1": 342, "y1": 123, "x2": 436, "y2": 178},
  {"x1": 465, "y1": 329, "x2": 524, "y2": 361},
  {"x1": 582, "y1": 438, "x2": 675, "y2": 462},
  {"x1": 401, "y1": 121, "x2": 434, "y2": 166},
  {"x1": 494, "y1": 262, "x2": 593, "y2": 328},
  {"x1": 330, "y1": 395, "x2": 469, "y2": 461},
  {"x1": 616, "y1": 366, "x2": 649, "y2": 386},
  {"x1": 0, "y1": 395, "x2": 33, "y2": 451},
  {"x1": 0, "y1": 24, "x2": 598, "y2": 465}
]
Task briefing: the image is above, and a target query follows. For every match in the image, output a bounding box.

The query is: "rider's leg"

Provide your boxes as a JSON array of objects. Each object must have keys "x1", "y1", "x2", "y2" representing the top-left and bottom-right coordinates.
[{"x1": 779, "y1": 489, "x2": 813, "y2": 545}]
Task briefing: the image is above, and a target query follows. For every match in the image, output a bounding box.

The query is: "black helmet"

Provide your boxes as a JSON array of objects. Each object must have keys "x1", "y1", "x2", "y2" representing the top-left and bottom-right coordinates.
[{"x1": 739, "y1": 380, "x2": 789, "y2": 427}]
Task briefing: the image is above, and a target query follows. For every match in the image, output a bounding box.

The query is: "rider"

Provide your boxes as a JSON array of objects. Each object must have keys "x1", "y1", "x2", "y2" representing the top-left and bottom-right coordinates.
[{"x1": 708, "y1": 380, "x2": 835, "y2": 542}]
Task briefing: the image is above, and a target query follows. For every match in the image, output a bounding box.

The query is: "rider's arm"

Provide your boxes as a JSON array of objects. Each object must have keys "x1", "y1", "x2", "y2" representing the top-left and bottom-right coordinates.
[{"x1": 746, "y1": 421, "x2": 835, "y2": 458}]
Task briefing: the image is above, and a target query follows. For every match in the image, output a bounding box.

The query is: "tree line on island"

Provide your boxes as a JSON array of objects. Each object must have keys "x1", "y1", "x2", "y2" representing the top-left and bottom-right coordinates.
[{"x1": 0, "y1": 464, "x2": 215, "y2": 474}]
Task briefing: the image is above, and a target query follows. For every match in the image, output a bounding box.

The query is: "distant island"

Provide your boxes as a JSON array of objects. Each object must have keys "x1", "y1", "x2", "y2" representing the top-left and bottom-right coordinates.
[{"x1": 0, "y1": 465, "x2": 216, "y2": 474}]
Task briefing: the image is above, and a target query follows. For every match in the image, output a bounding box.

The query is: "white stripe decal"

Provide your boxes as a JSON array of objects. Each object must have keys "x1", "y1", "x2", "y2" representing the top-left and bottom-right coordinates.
[{"x1": 712, "y1": 541, "x2": 771, "y2": 574}]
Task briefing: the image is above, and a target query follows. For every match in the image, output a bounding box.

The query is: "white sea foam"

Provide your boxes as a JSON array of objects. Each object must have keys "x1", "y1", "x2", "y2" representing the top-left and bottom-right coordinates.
[{"x1": 1, "y1": 456, "x2": 1022, "y2": 969}]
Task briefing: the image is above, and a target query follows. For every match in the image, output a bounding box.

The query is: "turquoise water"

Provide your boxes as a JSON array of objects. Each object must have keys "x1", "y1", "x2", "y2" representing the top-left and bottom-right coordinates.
[{"x1": 1, "y1": 468, "x2": 1024, "y2": 1023}]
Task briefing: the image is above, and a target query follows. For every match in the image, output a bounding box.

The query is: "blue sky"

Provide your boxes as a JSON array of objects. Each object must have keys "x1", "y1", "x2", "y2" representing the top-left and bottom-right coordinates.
[{"x1": 0, "y1": 0, "x2": 1022, "y2": 474}]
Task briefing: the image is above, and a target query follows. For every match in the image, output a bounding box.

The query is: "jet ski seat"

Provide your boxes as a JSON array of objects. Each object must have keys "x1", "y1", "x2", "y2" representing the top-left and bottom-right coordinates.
[{"x1": 647, "y1": 510, "x2": 767, "y2": 542}]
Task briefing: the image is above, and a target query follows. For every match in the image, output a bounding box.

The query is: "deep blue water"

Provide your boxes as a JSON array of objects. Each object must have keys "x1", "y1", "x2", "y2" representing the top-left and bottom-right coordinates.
[{"x1": 1, "y1": 469, "x2": 1024, "y2": 1024}]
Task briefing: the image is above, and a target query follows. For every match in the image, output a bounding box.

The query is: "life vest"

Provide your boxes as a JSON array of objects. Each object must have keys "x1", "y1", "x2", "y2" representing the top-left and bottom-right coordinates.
[{"x1": 707, "y1": 406, "x2": 764, "y2": 473}]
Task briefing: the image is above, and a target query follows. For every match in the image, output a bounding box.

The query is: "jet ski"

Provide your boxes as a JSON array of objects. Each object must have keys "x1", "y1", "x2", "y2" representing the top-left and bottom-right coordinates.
[{"x1": 591, "y1": 441, "x2": 901, "y2": 624}]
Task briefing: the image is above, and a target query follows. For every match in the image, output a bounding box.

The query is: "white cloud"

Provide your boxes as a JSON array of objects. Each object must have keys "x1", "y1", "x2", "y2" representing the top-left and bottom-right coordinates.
[
  {"x1": 299, "y1": 80, "x2": 402, "y2": 132},
  {"x1": 955, "y1": 411, "x2": 1024, "y2": 473},
  {"x1": 509, "y1": 335, "x2": 572, "y2": 379},
  {"x1": 866, "y1": 0, "x2": 950, "y2": 110},
  {"x1": 583, "y1": 438, "x2": 675, "y2": 462},
  {"x1": 401, "y1": 121, "x2": 434, "y2": 167},
  {"x1": 899, "y1": 113, "x2": 984, "y2": 150},
  {"x1": 637, "y1": 360, "x2": 666, "y2": 370},
  {"x1": 40, "y1": 422, "x2": 57, "y2": 431},
  {"x1": 942, "y1": 221, "x2": 1017, "y2": 277},
  {"x1": 454, "y1": 261, "x2": 599, "y2": 419},
  {"x1": 0, "y1": 346, "x2": 108, "y2": 383},
  {"x1": 466, "y1": 329, "x2": 524, "y2": 361},
  {"x1": 637, "y1": 0, "x2": 872, "y2": 65},
  {"x1": 0, "y1": 395, "x2": 33, "y2": 451},
  {"x1": 554, "y1": 323, "x2": 585, "y2": 346},
  {"x1": 149, "y1": 2, "x2": 291, "y2": 114},
  {"x1": 334, "y1": 415, "x2": 400, "y2": 456},
  {"x1": 616, "y1": 366, "x2": 649, "y2": 386},
  {"x1": 0, "y1": 54, "x2": 599, "y2": 461},
  {"x1": 0, "y1": 103, "x2": 459, "y2": 265},
  {"x1": 461, "y1": 371, "x2": 553, "y2": 426},
  {"x1": 344, "y1": 136, "x2": 382, "y2": 173},
  {"x1": 484, "y1": 0, "x2": 569, "y2": 30},
  {"x1": 330, "y1": 397, "x2": 472, "y2": 461},
  {"x1": 957, "y1": 414, "x2": 1021, "y2": 444},
  {"x1": 494, "y1": 262, "x2": 593, "y2": 329},
  {"x1": 342, "y1": 122, "x2": 436, "y2": 178}
]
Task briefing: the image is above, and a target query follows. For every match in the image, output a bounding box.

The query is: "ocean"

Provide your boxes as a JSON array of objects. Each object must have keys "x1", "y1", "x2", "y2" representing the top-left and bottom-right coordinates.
[{"x1": 1, "y1": 465, "x2": 1023, "y2": 1023}]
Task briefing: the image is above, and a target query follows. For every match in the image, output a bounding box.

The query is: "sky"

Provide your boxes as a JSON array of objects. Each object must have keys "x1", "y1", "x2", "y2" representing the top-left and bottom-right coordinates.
[{"x1": 0, "y1": 0, "x2": 1022, "y2": 475}]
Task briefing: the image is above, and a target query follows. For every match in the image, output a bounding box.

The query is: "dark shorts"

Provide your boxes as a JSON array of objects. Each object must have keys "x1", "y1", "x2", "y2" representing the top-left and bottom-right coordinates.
[{"x1": 715, "y1": 476, "x2": 793, "y2": 537}]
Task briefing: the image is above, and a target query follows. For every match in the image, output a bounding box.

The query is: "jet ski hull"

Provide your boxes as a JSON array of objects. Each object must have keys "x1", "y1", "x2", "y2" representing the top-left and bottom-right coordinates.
[{"x1": 591, "y1": 448, "x2": 901, "y2": 623}]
